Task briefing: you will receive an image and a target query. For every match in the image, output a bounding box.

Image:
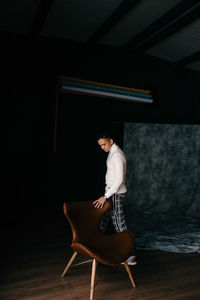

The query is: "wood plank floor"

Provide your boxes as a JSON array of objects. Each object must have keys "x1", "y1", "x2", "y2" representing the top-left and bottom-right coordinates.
[{"x1": 1, "y1": 218, "x2": 200, "y2": 300}]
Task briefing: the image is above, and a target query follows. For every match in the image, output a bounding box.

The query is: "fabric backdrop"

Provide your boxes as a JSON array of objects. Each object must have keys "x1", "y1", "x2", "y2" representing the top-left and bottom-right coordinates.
[{"x1": 124, "y1": 123, "x2": 200, "y2": 253}]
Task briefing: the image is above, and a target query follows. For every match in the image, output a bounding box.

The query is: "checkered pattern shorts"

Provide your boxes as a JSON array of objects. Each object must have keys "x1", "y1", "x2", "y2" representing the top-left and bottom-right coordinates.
[{"x1": 100, "y1": 193, "x2": 128, "y2": 233}]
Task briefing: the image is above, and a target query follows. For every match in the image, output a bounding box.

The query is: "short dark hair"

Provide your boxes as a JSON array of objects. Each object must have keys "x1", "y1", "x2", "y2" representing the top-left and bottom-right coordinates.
[{"x1": 97, "y1": 130, "x2": 113, "y2": 141}]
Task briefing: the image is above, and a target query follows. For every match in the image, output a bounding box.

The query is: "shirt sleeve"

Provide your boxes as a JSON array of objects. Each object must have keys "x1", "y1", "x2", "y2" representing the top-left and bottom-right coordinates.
[{"x1": 104, "y1": 153, "x2": 125, "y2": 199}]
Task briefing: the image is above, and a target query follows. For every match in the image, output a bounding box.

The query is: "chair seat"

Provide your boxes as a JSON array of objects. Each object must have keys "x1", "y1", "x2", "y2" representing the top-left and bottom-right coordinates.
[{"x1": 72, "y1": 231, "x2": 134, "y2": 265}]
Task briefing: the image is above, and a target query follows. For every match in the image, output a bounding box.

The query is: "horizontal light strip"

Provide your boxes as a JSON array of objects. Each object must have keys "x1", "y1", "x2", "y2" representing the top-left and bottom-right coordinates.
[
  {"x1": 61, "y1": 80, "x2": 152, "y2": 100},
  {"x1": 62, "y1": 85, "x2": 153, "y2": 103},
  {"x1": 60, "y1": 75, "x2": 151, "y2": 95}
]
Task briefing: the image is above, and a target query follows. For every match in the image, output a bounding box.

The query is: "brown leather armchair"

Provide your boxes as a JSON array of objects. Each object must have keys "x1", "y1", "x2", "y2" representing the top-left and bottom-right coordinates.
[{"x1": 61, "y1": 200, "x2": 136, "y2": 300}]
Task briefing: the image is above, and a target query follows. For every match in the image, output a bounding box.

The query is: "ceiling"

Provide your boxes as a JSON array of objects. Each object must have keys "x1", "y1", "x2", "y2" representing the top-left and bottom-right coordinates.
[{"x1": 1, "y1": 0, "x2": 200, "y2": 71}]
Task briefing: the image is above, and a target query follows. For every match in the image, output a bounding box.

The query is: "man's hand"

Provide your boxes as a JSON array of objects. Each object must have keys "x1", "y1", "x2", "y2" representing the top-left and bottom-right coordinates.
[{"x1": 93, "y1": 196, "x2": 106, "y2": 208}]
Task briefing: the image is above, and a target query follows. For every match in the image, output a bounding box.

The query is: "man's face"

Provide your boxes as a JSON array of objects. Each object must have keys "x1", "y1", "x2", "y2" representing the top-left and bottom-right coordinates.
[{"x1": 98, "y1": 138, "x2": 113, "y2": 152}]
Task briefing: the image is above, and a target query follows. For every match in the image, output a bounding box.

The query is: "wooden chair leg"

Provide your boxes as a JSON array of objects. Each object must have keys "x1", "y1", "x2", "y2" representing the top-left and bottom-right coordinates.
[
  {"x1": 90, "y1": 259, "x2": 97, "y2": 300},
  {"x1": 72, "y1": 259, "x2": 93, "y2": 267},
  {"x1": 61, "y1": 251, "x2": 78, "y2": 278},
  {"x1": 123, "y1": 261, "x2": 136, "y2": 288}
]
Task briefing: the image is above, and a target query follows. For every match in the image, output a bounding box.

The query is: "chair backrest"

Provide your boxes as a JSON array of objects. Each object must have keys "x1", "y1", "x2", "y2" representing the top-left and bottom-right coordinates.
[
  {"x1": 63, "y1": 200, "x2": 112, "y2": 244},
  {"x1": 63, "y1": 200, "x2": 135, "y2": 265}
]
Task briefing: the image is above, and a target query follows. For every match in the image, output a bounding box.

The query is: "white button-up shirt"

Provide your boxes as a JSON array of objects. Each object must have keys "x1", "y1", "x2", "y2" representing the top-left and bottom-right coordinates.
[{"x1": 104, "y1": 143, "x2": 127, "y2": 199}]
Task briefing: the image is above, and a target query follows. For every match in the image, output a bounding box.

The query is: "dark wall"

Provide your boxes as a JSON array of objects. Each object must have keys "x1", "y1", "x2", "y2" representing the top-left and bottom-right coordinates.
[
  {"x1": 54, "y1": 92, "x2": 124, "y2": 203},
  {"x1": 1, "y1": 33, "x2": 200, "y2": 230}
]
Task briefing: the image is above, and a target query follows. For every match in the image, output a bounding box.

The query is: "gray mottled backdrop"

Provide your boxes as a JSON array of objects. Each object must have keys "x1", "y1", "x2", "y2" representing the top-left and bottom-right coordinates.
[{"x1": 124, "y1": 123, "x2": 200, "y2": 253}]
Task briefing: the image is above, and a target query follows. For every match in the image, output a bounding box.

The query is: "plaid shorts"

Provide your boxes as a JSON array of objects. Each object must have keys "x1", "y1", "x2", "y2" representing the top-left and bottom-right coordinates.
[{"x1": 100, "y1": 193, "x2": 128, "y2": 233}]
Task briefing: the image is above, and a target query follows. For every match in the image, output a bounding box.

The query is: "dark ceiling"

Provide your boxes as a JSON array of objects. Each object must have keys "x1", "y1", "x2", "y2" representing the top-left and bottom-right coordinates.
[{"x1": 1, "y1": 0, "x2": 200, "y2": 71}]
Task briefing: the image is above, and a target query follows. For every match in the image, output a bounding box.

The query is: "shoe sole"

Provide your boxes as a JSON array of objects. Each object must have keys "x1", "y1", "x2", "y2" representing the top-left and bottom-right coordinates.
[{"x1": 121, "y1": 262, "x2": 137, "y2": 266}]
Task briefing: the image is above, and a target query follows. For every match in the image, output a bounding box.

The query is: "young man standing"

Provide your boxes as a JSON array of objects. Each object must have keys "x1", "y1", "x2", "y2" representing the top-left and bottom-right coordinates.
[{"x1": 93, "y1": 131, "x2": 136, "y2": 266}]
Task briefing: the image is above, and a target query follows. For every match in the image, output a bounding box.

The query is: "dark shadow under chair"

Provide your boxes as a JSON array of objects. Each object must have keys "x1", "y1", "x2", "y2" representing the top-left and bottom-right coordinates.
[{"x1": 61, "y1": 200, "x2": 136, "y2": 300}]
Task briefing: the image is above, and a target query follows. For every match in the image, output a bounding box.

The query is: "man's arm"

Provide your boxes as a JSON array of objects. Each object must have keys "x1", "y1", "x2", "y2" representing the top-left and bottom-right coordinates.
[
  {"x1": 93, "y1": 153, "x2": 125, "y2": 208},
  {"x1": 104, "y1": 153, "x2": 124, "y2": 199}
]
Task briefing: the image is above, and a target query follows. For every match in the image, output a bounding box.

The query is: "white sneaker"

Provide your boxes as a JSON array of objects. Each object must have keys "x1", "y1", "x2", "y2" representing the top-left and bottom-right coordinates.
[{"x1": 122, "y1": 255, "x2": 137, "y2": 266}]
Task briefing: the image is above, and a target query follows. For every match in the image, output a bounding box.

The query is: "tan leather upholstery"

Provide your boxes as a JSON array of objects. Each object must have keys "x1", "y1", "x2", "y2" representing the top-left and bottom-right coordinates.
[{"x1": 63, "y1": 201, "x2": 134, "y2": 265}]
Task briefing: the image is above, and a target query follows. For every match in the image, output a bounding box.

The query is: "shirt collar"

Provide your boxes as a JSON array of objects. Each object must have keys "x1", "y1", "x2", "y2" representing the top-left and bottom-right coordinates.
[{"x1": 109, "y1": 143, "x2": 117, "y2": 154}]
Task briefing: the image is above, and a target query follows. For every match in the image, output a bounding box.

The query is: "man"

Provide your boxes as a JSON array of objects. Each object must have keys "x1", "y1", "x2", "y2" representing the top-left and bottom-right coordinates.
[{"x1": 93, "y1": 131, "x2": 136, "y2": 266}]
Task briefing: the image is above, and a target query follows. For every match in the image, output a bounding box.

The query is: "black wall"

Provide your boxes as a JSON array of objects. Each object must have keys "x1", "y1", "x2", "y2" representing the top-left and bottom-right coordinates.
[{"x1": 1, "y1": 33, "x2": 200, "y2": 231}]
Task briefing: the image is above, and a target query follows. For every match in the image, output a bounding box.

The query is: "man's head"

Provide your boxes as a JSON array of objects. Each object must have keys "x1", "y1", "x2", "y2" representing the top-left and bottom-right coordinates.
[{"x1": 97, "y1": 131, "x2": 114, "y2": 152}]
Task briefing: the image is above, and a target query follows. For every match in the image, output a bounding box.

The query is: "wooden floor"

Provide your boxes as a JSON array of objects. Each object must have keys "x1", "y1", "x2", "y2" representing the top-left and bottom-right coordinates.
[{"x1": 1, "y1": 217, "x2": 200, "y2": 300}]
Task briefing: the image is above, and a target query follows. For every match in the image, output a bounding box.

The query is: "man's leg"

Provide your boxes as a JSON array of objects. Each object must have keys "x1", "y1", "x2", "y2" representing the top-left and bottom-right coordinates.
[
  {"x1": 111, "y1": 194, "x2": 136, "y2": 266},
  {"x1": 110, "y1": 193, "x2": 127, "y2": 233},
  {"x1": 100, "y1": 211, "x2": 110, "y2": 232}
]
